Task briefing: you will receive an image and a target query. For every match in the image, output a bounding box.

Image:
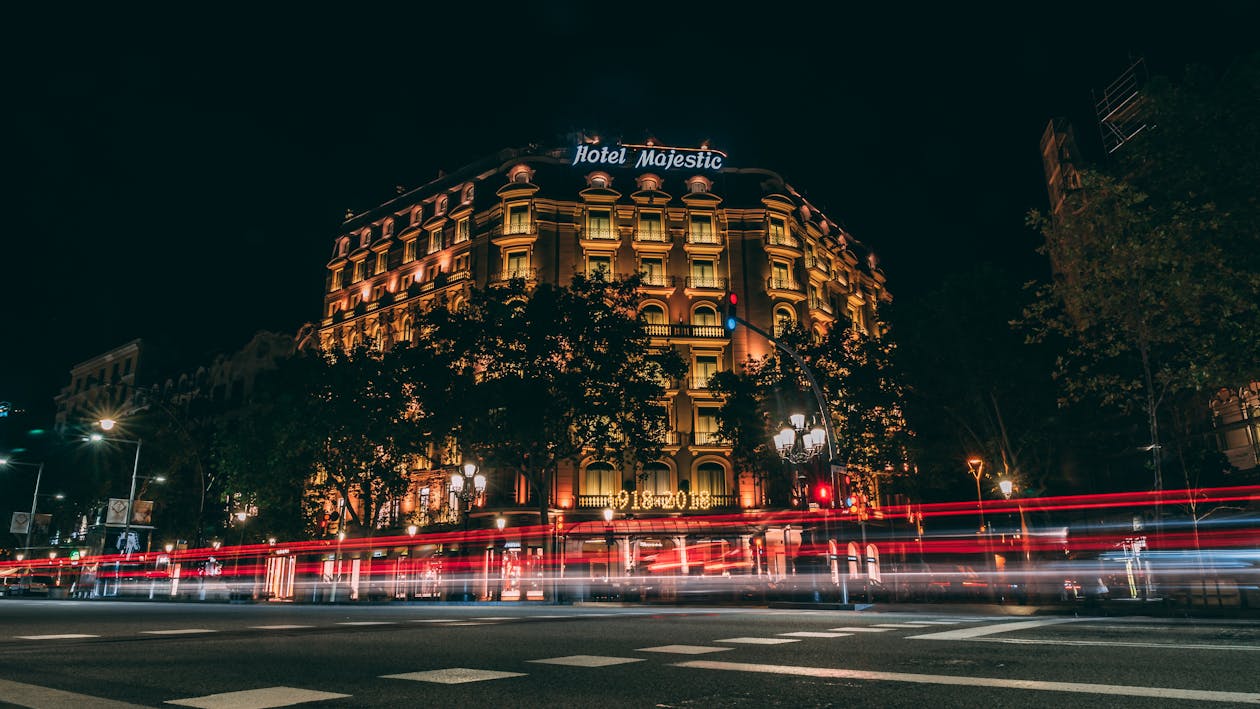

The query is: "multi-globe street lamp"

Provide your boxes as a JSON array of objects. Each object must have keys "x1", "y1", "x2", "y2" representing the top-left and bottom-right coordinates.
[
  {"x1": 772, "y1": 413, "x2": 832, "y2": 602},
  {"x1": 449, "y1": 462, "x2": 485, "y2": 601}
]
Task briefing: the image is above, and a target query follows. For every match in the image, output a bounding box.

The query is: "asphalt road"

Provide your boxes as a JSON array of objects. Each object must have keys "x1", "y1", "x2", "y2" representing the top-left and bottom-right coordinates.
[{"x1": 0, "y1": 601, "x2": 1257, "y2": 708}]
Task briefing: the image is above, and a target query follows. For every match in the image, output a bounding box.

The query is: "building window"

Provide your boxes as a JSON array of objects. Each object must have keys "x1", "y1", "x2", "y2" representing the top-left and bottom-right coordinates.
[
  {"x1": 338, "y1": 238, "x2": 350, "y2": 256},
  {"x1": 455, "y1": 217, "x2": 470, "y2": 243},
  {"x1": 330, "y1": 268, "x2": 344, "y2": 292},
  {"x1": 436, "y1": 195, "x2": 448, "y2": 214},
  {"x1": 512, "y1": 169, "x2": 531, "y2": 184},
  {"x1": 401, "y1": 317, "x2": 414, "y2": 344},
  {"x1": 462, "y1": 185, "x2": 475, "y2": 203},
  {"x1": 642, "y1": 462, "x2": 670, "y2": 495},
  {"x1": 360, "y1": 229, "x2": 372, "y2": 248},
  {"x1": 505, "y1": 203, "x2": 530, "y2": 234},
  {"x1": 687, "y1": 177, "x2": 710, "y2": 194},
  {"x1": 428, "y1": 227, "x2": 442, "y2": 254},
  {"x1": 506, "y1": 250, "x2": 529, "y2": 279},
  {"x1": 689, "y1": 214, "x2": 715, "y2": 242},
  {"x1": 768, "y1": 216, "x2": 787, "y2": 242},
  {"x1": 694, "y1": 462, "x2": 727, "y2": 494},
  {"x1": 454, "y1": 253, "x2": 470, "y2": 277},
  {"x1": 771, "y1": 261, "x2": 791, "y2": 289},
  {"x1": 641, "y1": 303, "x2": 667, "y2": 325},
  {"x1": 590, "y1": 174, "x2": 608, "y2": 188},
  {"x1": 690, "y1": 259, "x2": 718, "y2": 288},
  {"x1": 585, "y1": 462, "x2": 619, "y2": 497},
  {"x1": 693, "y1": 354, "x2": 719, "y2": 389},
  {"x1": 352, "y1": 260, "x2": 366, "y2": 282},
  {"x1": 587, "y1": 253, "x2": 612, "y2": 280},
  {"x1": 774, "y1": 305, "x2": 796, "y2": 338},
  {"x1": 587, "y1": 208, "x2": 613, "y2": 239},
  {"x1": 638, "y1": 174, "x2": 661, "y2": 191},
  {"x1": 375, "y1": 252, "x2": 388, "y2": 275},
  {"x1": 382, "y1": 219, "x2": 394, "y2": 238},
  {"x1": 640, "y1": 257, "x2": 665, "y2": 286},
  {"x1": 403, "y1": 239, "x2": 416, "y2": 262},
  {"x1": 411, "y1": 207, "x2": 422, "y2": 225},
  {"x1": 692, "y1": 305, "x2": 718, "y2": 327},
  {"x1": 638, "y1": 211, "x2": 663, "y2": 239},
  {"x1": 694, "y1": 408, "x2": 721, "y2": 446}
]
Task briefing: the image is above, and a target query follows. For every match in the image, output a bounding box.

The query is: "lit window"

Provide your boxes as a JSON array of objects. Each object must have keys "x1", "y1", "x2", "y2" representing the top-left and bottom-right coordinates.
[
  {"x1": 693, "y1": 354, "x2": 718, "y2": 388},
  {"x1": 330, "y1": 268, "x2": 344, "y2": 292},
  {"x1": 692, "y1": 305, "x2": 718, "y2": 327},
  {"x1": 455, "y1": 218, "x2": 470, "y2": 243},
  {"x1": 639, "y1": 257, "x2": 665, "y2": 286},
  {"x1": 382, "y1": 219, "x2": 394, "y2": 237},
  {"x1": 588, "y1": 253, "x2": 612, "y2": 280},
  {"x1": 771, "y1": 261, "x2": 791, "y2": 289},
  {"x1": 774, "y1": 306, "x2": 795, "y2": 338},
  {"x1": 642, "y1": 462, "x2": 670, "y2": 495},
  {"x1": 689, "y1": 214, "x2": 714, "y2": 242},
  {"x1": 411, "y1": 207, "x2": 422, "y2": 225},
  {"x1": 454, "y1": 253, "x2": 470, "y2": 277},
  {"x1": 360, "y1": 229, "x2": 371, "y2": 248},
  {"x1": 506, "y1": 203, "x2": 530, "y2": 234},
  {"x1": 641, "y1": 303, "x2": 667, "y2": 325},
  {"x1": 768, "y1": 216, "x2": 787, "y2": 242},
  {"x1": 588, "y1": 208, "x2": 613, "y2": 239},
  {"x1": 638, "y1": 211, "x2": 663, "y2": 237},
  {"x1": 428, "y1": 227, "x2": 442, "y2": 254},
  {"x1": 506, "y1": 250, "x2": 529, "y2": 279},
  {"x1": 694, "y1": 408, "x2": 721, "y2": 446},
  {"x1": 375, "y1": 252, "x2": 388, "y2": 275},
  {"x1": 694, "y1": 462, "x2": 727, "y2": 494},
  {"x1": 352, "y1": 260, "x2": 366, "y2": 282},
  {"x1": 403, "y1": 239, "x2": 416, "y2": 262},
  {"x1": 690, "y1": 259, "x2": 716, "y2": 288},
  {"x1": 584, "y1": 462, "x2": 619, "y2": 497}
]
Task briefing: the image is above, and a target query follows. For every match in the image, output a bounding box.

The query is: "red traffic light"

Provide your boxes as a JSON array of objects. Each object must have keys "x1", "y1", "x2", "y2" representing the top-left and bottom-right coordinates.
[
  {"x1": 814, "y1": 484, "x2": 832, "y2": 503},
  {"x1": 726, "y1": 292, "x2": 737, "y2": 305}
]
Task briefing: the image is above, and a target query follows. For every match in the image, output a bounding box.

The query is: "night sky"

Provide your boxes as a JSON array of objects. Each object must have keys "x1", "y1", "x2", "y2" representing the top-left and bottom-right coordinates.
[{"x1": 4, "y1": 4, "x2": 1256, "y2": 425}]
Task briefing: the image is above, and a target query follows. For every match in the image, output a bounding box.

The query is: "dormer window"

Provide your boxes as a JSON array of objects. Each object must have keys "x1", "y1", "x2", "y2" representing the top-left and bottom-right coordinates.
[
  {"x1": 436, "y1": 195, "x2": 448, "y2": 214},
  {"x1": 509, "y1": 165, "x2": 533, "y2": 184},
  {"x1": 382, "y1": 219, "x2": 394, "y2": 237},
  {"x1": 637, "y1": 174, "x2": 661, "y2": 191},
  {"x1": 359, "y1": 229, "x2": 372, "y2": 248},
  {"x1": 588, "y1": 172, "x2": 611, "y2": 188},
  {"x1": 411, "y1": 206, "x2": 423, "y2": 225},
  {"x1": 462, "y1": 185, "x2": 475, "y2": 203},
  {"x1": 337, "y1": 238, "x2": 350, "y2": 256},
  {"x1": 686, "y1": 176, "x2": 711, "y2": 194}
]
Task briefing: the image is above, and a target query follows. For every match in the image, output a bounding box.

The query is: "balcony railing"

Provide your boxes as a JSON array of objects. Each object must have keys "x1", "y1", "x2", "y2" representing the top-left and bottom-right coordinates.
[
  {"x1": 767, "y1": 277, "x2": 804, "y2": 293},
  {"x1": 685, "y1": 276, "x2": 727, "y2": 290},
  {"x1": 685, "y1": 231, "x2": 721, "y2": 245},
  {"x1": 492, "y1": 267, "x2": 538, "y2": 283},
  {"x1": 583, "y1": 227, "x2": 619, "y2": 241},
  {"x1": 808, "y1": 296, "x2": 834, "y2": 314},
  {"x1": 633, "y1": 229, "x2": 670, "y2": 243},
  {"x1": 691, "y1": 431, "x2": 729, "y2": 446},
  {"x1": 691, "y1": 374, "x2": 719, "y2": 390},
  {"x1": 502, "y1": 222, "x2": 537, "y2": 236},
  {"x1": 575, "y1": 493, "x2": 738, "y2": 510},
  {"x1": 638, "y1": 273, "x2": 675, "y2": 288},
  {"x1": 642, "y1": 323, "x2": 728, "y2": 339},
  {"x1": 767, "y1": 232, "x2": 800, "y2": 248}
]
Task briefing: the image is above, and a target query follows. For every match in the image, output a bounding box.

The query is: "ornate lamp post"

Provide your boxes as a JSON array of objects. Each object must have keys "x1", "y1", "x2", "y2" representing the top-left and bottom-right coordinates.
[
  {"x1": 772, "y1": 414, "x2": 831, "y2": 602},
  {"x1": 449, "y1": 462, "x2": 486, "y2": 601}
]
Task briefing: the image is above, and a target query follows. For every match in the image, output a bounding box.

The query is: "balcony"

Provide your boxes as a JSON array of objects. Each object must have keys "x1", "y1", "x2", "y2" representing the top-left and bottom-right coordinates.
[
  {"x1": 633, "y1": 229, "x2": 670, "y2": 244},
  {"x1": 765, "y1": 231, "x2": 803, "y2": 258},
  {"x1": 690, "y1": 431, "x2": 729, "y2": 447},
  {"x1": 491, "y1": 267, "x2": 538, "y2": 285},
  {"x1": 503, "y1": 222, "x2": 537, "y2": 236},
  {"x1": 493, "y1": 222, "x2": 539, "y2": 248},
  {"x1": 766, "y1": 277, "x2": 807, "y2": 302},
  {"x1": 685, "y1": 275, "x2": 726, "y2": 291},
  {"x1": 683, "y1": 230, "x2": 723, "y2": 254},
  {"x1": 808, "y1": 296, "x2": 834, "y2": 314},
  {"x1": 638, "y1": 273, "x2": 675, "y2": 288},
  {"x1": 690, "y1": 374, "x2": 719, "y2": 390},
  {"x1": 805, "y1": 254, "x2": 831, "y2": 277},
  {"x1": 580, "y1": 226, "x2": 620, "y2": 250},
  {"x1": 642, "y1": 323, "x2": 728, "y2": 340}
]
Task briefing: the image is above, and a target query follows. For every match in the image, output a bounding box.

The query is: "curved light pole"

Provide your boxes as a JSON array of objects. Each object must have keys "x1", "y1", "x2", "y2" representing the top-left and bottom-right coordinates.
[{"x1": 89, "y1": 422, "x2": 165, "y2": 558}]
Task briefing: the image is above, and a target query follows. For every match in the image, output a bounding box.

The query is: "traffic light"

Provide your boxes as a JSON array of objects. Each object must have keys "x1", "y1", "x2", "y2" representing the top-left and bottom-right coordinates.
[
  {"x1": 840, "y1": 474, "x2": 855, "y2": 511},
  {"x1": 813, "y1": 483, "x2": 832, "y2": 506},
  {"x1": 554, "y1": 514, "x2": 565, "y2": 535},
  {"x1": 723, "y1": 292, "x2": 738, "y2": 330}
]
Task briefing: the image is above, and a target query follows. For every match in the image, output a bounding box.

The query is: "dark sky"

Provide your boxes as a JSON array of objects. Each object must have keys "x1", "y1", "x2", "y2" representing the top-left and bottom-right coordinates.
[{"x1": 3, "y1": 3, "x2": 1257, "y2": 425}]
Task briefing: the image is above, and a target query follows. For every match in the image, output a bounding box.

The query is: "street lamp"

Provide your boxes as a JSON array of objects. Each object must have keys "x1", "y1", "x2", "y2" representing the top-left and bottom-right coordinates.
[
  {"x1": 602, "y1": 508, "x2": 616, "y2": 583},
  {"x1": 87, "y1": 419, "x2": 165, "y2": 557},
  {"x1": 773, "y1": 413, "x2": 828, "y2": 507},
  {"x1": 966, "y1": 456, "x2": 986, "y2": 534},
  {"x1": 0, "y1": 457, "x2": 47, "y2": 557},
  {"x1": 998, "y1": 475, "x2": 1032, "y2": 602},
  {"x1": 449, "y1": 462, "x2": 486, "y2": 601}
]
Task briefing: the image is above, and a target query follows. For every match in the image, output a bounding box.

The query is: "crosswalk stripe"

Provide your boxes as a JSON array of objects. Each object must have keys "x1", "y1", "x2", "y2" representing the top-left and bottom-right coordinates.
[
  {"x1": 382, "y1": 668, "x2": 526, "y2": 684},
  {"x1": 165, "y1": 686, "x2": 350, "y2": 708},
  {"x1": 908, "y1": 618, "x2": 1084, "y2": 640},
  {"x1": 637, "y1": 645, "x2": 733, "y2": 655},
  {"x1": 912, "y1": 620, "x2": 963, "y2": 624},
  {"x1": 779, "y1": 631, "x2": 852, "y2": 638},
  {"x1": 0, "y1": 678, "x2": 146, "y2": 708},
  {"x1": 715, "y1": 637, "x2": 800, "y2": 645},
  {"x1": 674, "y1": 660, "x2": 1260, "y2": 704},
  {"x1": 251, "y1": 625, "x2": 314, "y2": 630},
  {"x1": 411, "y1": 619, "x2": 459, "y2": 623},
  {"x1": 529, "y1": 655, "x2": 645, "y2": 667},
  {"x1": 16, "y1": 633, "x2": 100, "y2": 640},
  {"x1": 143, "y1": 629, "x2": 217, "y2": 635},
  {"x1": 872, "y1": 623, "x2": 934, "y2": 628},
  {"x1": 336, "y1": 621, "x2": 395, "y2": 626},
  {"x1": 829, "y1": 627, "x2": 889, "y2": 632}
]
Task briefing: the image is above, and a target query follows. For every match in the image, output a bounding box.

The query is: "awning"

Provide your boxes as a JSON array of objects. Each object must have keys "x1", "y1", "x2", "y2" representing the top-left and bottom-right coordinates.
[{"x1": 565, "y1": 517, "x2": 764, "y2": 537}]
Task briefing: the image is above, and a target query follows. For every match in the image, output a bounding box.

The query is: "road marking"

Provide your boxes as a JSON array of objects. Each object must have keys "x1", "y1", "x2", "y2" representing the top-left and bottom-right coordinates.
[
  {"x1": 530, "y1": 615, "x2": 571, "y2": 619},
  {"x1": 410, "y1": 619, "x2": 459, "y2": 623},
  {"x1": 530, "y1": 655, "x2": 646, "y2": 667},
  {"x1": 975, "y1": 637, "x2": 1260, "y2": 652},
  {"x1": 166, "y1": 686, "x2": 349, "y2": 708},
  {"x1": 908, "y1": 617, "x2": 1085, "y2": 640},
  {"x1": 335, "y1": 621, "x2": 395, "y2": 626},
  {"x1": 443, "y1": 622, "x2": 490, "y2": 626},
  {"x1": 0, "y1": 678, "x2": 147, "y2": 708},
  {"x1": 715, "y1": 637, "x2": 801, "y2": 645},
  {"x1": 142, "y1": 629, "x2": 217, "y2": 635},
  {"x1": 382, "y1": 668, "x2": 526, "y2": 684},
  {"x1": 251, "y1": 625, "x2": 314, "y2": 630},
  {"x1": 779, "y1": 631, "x2": 852, "y2": 638},
  {"x1": 637, "y1": 645, "x2": 733, "y2": 655},
  {"x1": 675, "y1": 660, "x2": 1260, "y2": 704},
  {"x1": 15, "y1": 633, "x2": 100, "y2": 640},
  {"x1": 872, "y1": 623, "x2": 934, "y2": 628},
  {"x1": 912, "y1": 620, "x2": 963, "y2": 624},
  {"x1": 829, "y1": 627, "x2": 890, "y2": 633},
  {"x1": 472, "y1": 616, "x2": 514, "y2": 621}
]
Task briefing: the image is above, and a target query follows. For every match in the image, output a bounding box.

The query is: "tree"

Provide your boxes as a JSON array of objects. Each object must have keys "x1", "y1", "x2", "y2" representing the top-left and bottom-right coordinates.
[{"x1": 424, "y1": 274, "x2": 685, "y2": 531}]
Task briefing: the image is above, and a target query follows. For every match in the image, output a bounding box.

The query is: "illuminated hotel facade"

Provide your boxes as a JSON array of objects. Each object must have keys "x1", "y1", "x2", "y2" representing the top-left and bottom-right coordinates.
[{"x1": 315, "y1": 138, "x2": 890, "y2": 594}]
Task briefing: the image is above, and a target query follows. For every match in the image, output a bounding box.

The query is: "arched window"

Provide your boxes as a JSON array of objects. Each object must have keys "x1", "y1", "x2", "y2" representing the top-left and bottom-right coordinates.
[
  {"x1": 411, "y1": 206, "x2": 423, "y2": 225},
  {"x1": 693, "y1": 462, "x2": 727, "y2": 495},
  {"x1": 686, "y1": 176, "x2": 711, "y2": 193},
  {"x1": 584, "y1": 462, "x2": 619, "y2": 498},
  {"x1": 382, "y1": 219, "x2": 394, "y2": 237},
  {"x1": 637, "y1": 174, "x2": 661, "y2": 191},
  {"x1": 462, "y1": 185, "x2": 475, "y2": 203},
  {"x1": 338, "y1": 237, "x2": 350, "y2": 256},
  {"x1": 773, "y1": 305, "x2": 796, "y2": 338},
  {"x1": 436, "y1": 195, "x2": 448, "y2": 214},
  {"x1": 641, "y1": 303, "x2": 667, "y2": 325},
  {"x1": 359, "y1": 228, "x2": 371, "y2": 248},
  {"x1": 401, "y1": 317, "x2": 414, "y2": 344},
  {"x1": 588, "y1": 172, "x2": 611, "y2": 188},
  {"x1": 692, "y1": 305, "x2": 718, "y2": 327},
  {"x1": 641, "y1": 462, "x2": 670, "y2": 495}
]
